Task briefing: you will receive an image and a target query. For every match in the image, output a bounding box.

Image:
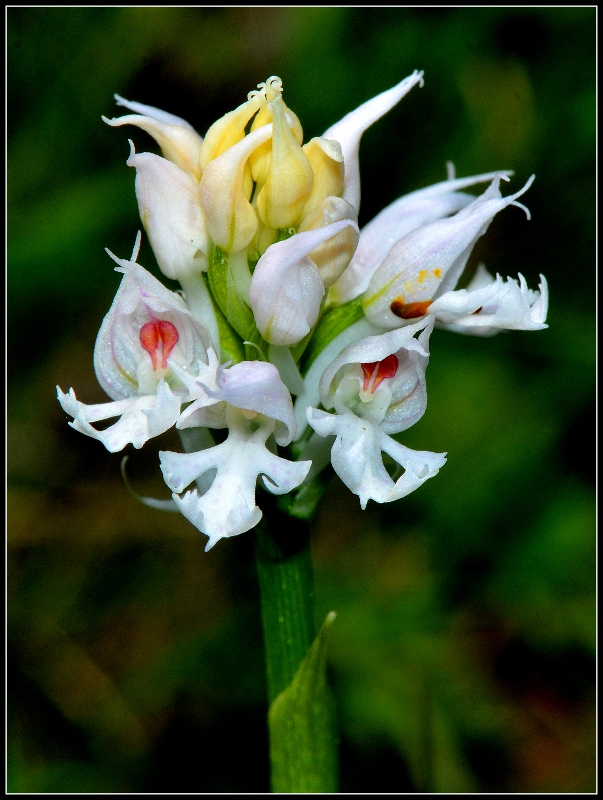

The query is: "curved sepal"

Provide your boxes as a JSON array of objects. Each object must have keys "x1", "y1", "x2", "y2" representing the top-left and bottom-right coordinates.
[
  {"x1": 322, "y1": 71, "x2": 424, "y2": 213},
  {"x1": 104, "y1": 94, "x2": 204, "y2": 180},
  {"x1": 362, "y1": 175, "x2": 535, "y2": 329}
]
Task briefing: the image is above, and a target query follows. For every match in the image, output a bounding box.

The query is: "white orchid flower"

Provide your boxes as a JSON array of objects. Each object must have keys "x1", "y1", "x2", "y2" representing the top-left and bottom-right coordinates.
[
  {"x1": 362, "y1": 174, "x2": 548, "y2": 334},
  {"x1": 57, "y1": 234, "x2": 211, "y2": 452},
  {"x1": 306, "y1": 318, "x2": 446, "y2": 508},
  {"x1": 329, "y1": 168, "x2": 513, "y2": 305},
  {"x1": 159, "y1": 356, "x2": 310, "y2": 550}
]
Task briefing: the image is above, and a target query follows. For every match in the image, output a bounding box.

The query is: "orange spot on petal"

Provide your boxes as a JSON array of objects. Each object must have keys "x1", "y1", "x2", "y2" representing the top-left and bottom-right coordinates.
[
  {"x1": 390, "y1": 299, "x2": 432, "y2": 320},
  {"x1": 156, "y1": 320, "x2": 179, "y2": 368}
]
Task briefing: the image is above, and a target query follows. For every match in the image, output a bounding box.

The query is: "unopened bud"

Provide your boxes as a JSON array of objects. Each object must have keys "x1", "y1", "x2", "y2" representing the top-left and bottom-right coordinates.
[
  {"x1": 300, "y1": 137, "x2": 345, "y2": 219},
  {"x1": 200, "y1": 124, "x2": 273, "y2": 253},
  {"x1": 256, "y1": 97, "x2": 314, "y2": 229},
  {"x1": 249, "y1": 77, "x2": 304, "y2": 187},
  {"x1": 198, "y1": 92, "x2": 264, "y2": 174},
  {"x1": 298, "y1": 197, "x2": 359, "y2": 286}
]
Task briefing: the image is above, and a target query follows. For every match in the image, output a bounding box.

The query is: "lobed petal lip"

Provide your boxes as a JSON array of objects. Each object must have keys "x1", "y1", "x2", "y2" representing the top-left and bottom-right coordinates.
[
  {"x1": 57, "y1": 380, "x2": 181, "y2": 453},
  {"x1": 306, "y1": 407, "x2": 445, "y2": 509},
  {"x1": 430, "y1": 270, "x2": 549, "y2": 335},
  {"x1": 160, "y1": 409, "x2": 310, "y2": 549}
]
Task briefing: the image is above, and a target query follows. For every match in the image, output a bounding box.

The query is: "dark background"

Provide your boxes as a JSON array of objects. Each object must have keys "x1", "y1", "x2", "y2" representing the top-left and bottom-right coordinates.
[{"x1": 8, "y1": 7, "x2": 595, "y2": 793}]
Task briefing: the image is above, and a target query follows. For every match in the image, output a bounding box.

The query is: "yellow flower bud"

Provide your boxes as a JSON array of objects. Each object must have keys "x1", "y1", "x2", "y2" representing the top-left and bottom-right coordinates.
[
  {"x1": 298, "y1": 196, "x2": 359, "y2": 286},
  {"x1": 300, "y1": 137, "x2": 345, "y2": 219},
  {"x1": 200, "y1": 124, "x2": 273, "y2": 253},
  {"x1": 198, "y1": 91, "x2": 264, "y2": 174},
  {"x1": 249, "y1": 77, "x2": 304, "y2": 188},
  {"x1": 256, "y1": 97, "x2": 314, "y2": 230}
]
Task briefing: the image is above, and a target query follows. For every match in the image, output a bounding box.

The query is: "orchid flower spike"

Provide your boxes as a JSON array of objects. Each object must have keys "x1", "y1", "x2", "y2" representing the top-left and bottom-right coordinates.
[
  {"x1": 57, "y1": 71, "x2": 550, "y2": 549},
  {"x1": 57, "y1": 233, "x2": 211, "y2": 452}
]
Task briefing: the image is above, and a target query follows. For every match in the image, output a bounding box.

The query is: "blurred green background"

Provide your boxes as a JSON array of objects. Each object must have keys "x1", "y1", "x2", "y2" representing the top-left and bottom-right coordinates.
[{"x1": 8, "y1": 7, "x2": 595, "y2": 793}]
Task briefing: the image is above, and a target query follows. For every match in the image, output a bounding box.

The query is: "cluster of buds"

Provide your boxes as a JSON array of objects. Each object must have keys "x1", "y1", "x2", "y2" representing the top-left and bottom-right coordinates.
[{"x1": 58, "y1": 73, "x2": 548, "y2": 550}]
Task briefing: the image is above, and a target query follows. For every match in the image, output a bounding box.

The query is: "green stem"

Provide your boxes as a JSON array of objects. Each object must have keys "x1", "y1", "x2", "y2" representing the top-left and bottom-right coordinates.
[
  {"x1": 254, "y1": 505, "x2": 315, "y2": 703},
  {"x1": 254, "y1": 500, "x2": 338, "y2": 793}
]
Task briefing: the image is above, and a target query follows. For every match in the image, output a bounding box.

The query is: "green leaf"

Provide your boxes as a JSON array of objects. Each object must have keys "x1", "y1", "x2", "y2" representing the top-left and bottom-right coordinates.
[
  {"x1": 207, "y1": 245, "x2": 264, "y2": 354},
  {"x1": 268, "y1": 611, "x2": 338, "y2": 793},
  {"x1": 300, "y1": 296, "x2": 364, "y2": 374}
]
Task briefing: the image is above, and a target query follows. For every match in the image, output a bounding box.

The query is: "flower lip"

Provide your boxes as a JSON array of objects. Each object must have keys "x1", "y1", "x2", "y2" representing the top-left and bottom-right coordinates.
[
  {"x1": 361, "y1": 354, "x2": 399, "y2": 394},
  {"x1": 140, "y1": 319, "x2": 179, "y2": 371}
]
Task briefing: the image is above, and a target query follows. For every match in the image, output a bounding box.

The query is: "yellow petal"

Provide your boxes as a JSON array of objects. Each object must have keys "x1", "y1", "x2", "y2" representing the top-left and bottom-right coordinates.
[
  {"x1": 300, "y1": 137, "x2": 345, "y2": 219},
  {"x1": 256, "y1": 98, "x2": 314, "y2": 230},
  {"x1": 198, "y1": 92, "x2": 264, "y2": 173}
]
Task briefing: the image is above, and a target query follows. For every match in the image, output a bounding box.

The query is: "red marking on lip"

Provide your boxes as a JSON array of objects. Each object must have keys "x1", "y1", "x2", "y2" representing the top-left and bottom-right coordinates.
[
  {"x1": 361, "y1": 354, "x2": 399, "y2": 393},
  {"x1": 140, "y1": 319, "x2": 179, "y2": 370}
]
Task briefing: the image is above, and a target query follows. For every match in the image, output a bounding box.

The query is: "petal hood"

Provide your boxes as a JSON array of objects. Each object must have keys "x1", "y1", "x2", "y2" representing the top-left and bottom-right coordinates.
[
  {"x1": 94, "y1": 234, "x2": 211, "y2": 401},
  {"x1": 127, "y1": 145, "x2": 209, "y2": 280},
  {"x1": 249, "y1": 218, "x2": 359, "y2": 346}
]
